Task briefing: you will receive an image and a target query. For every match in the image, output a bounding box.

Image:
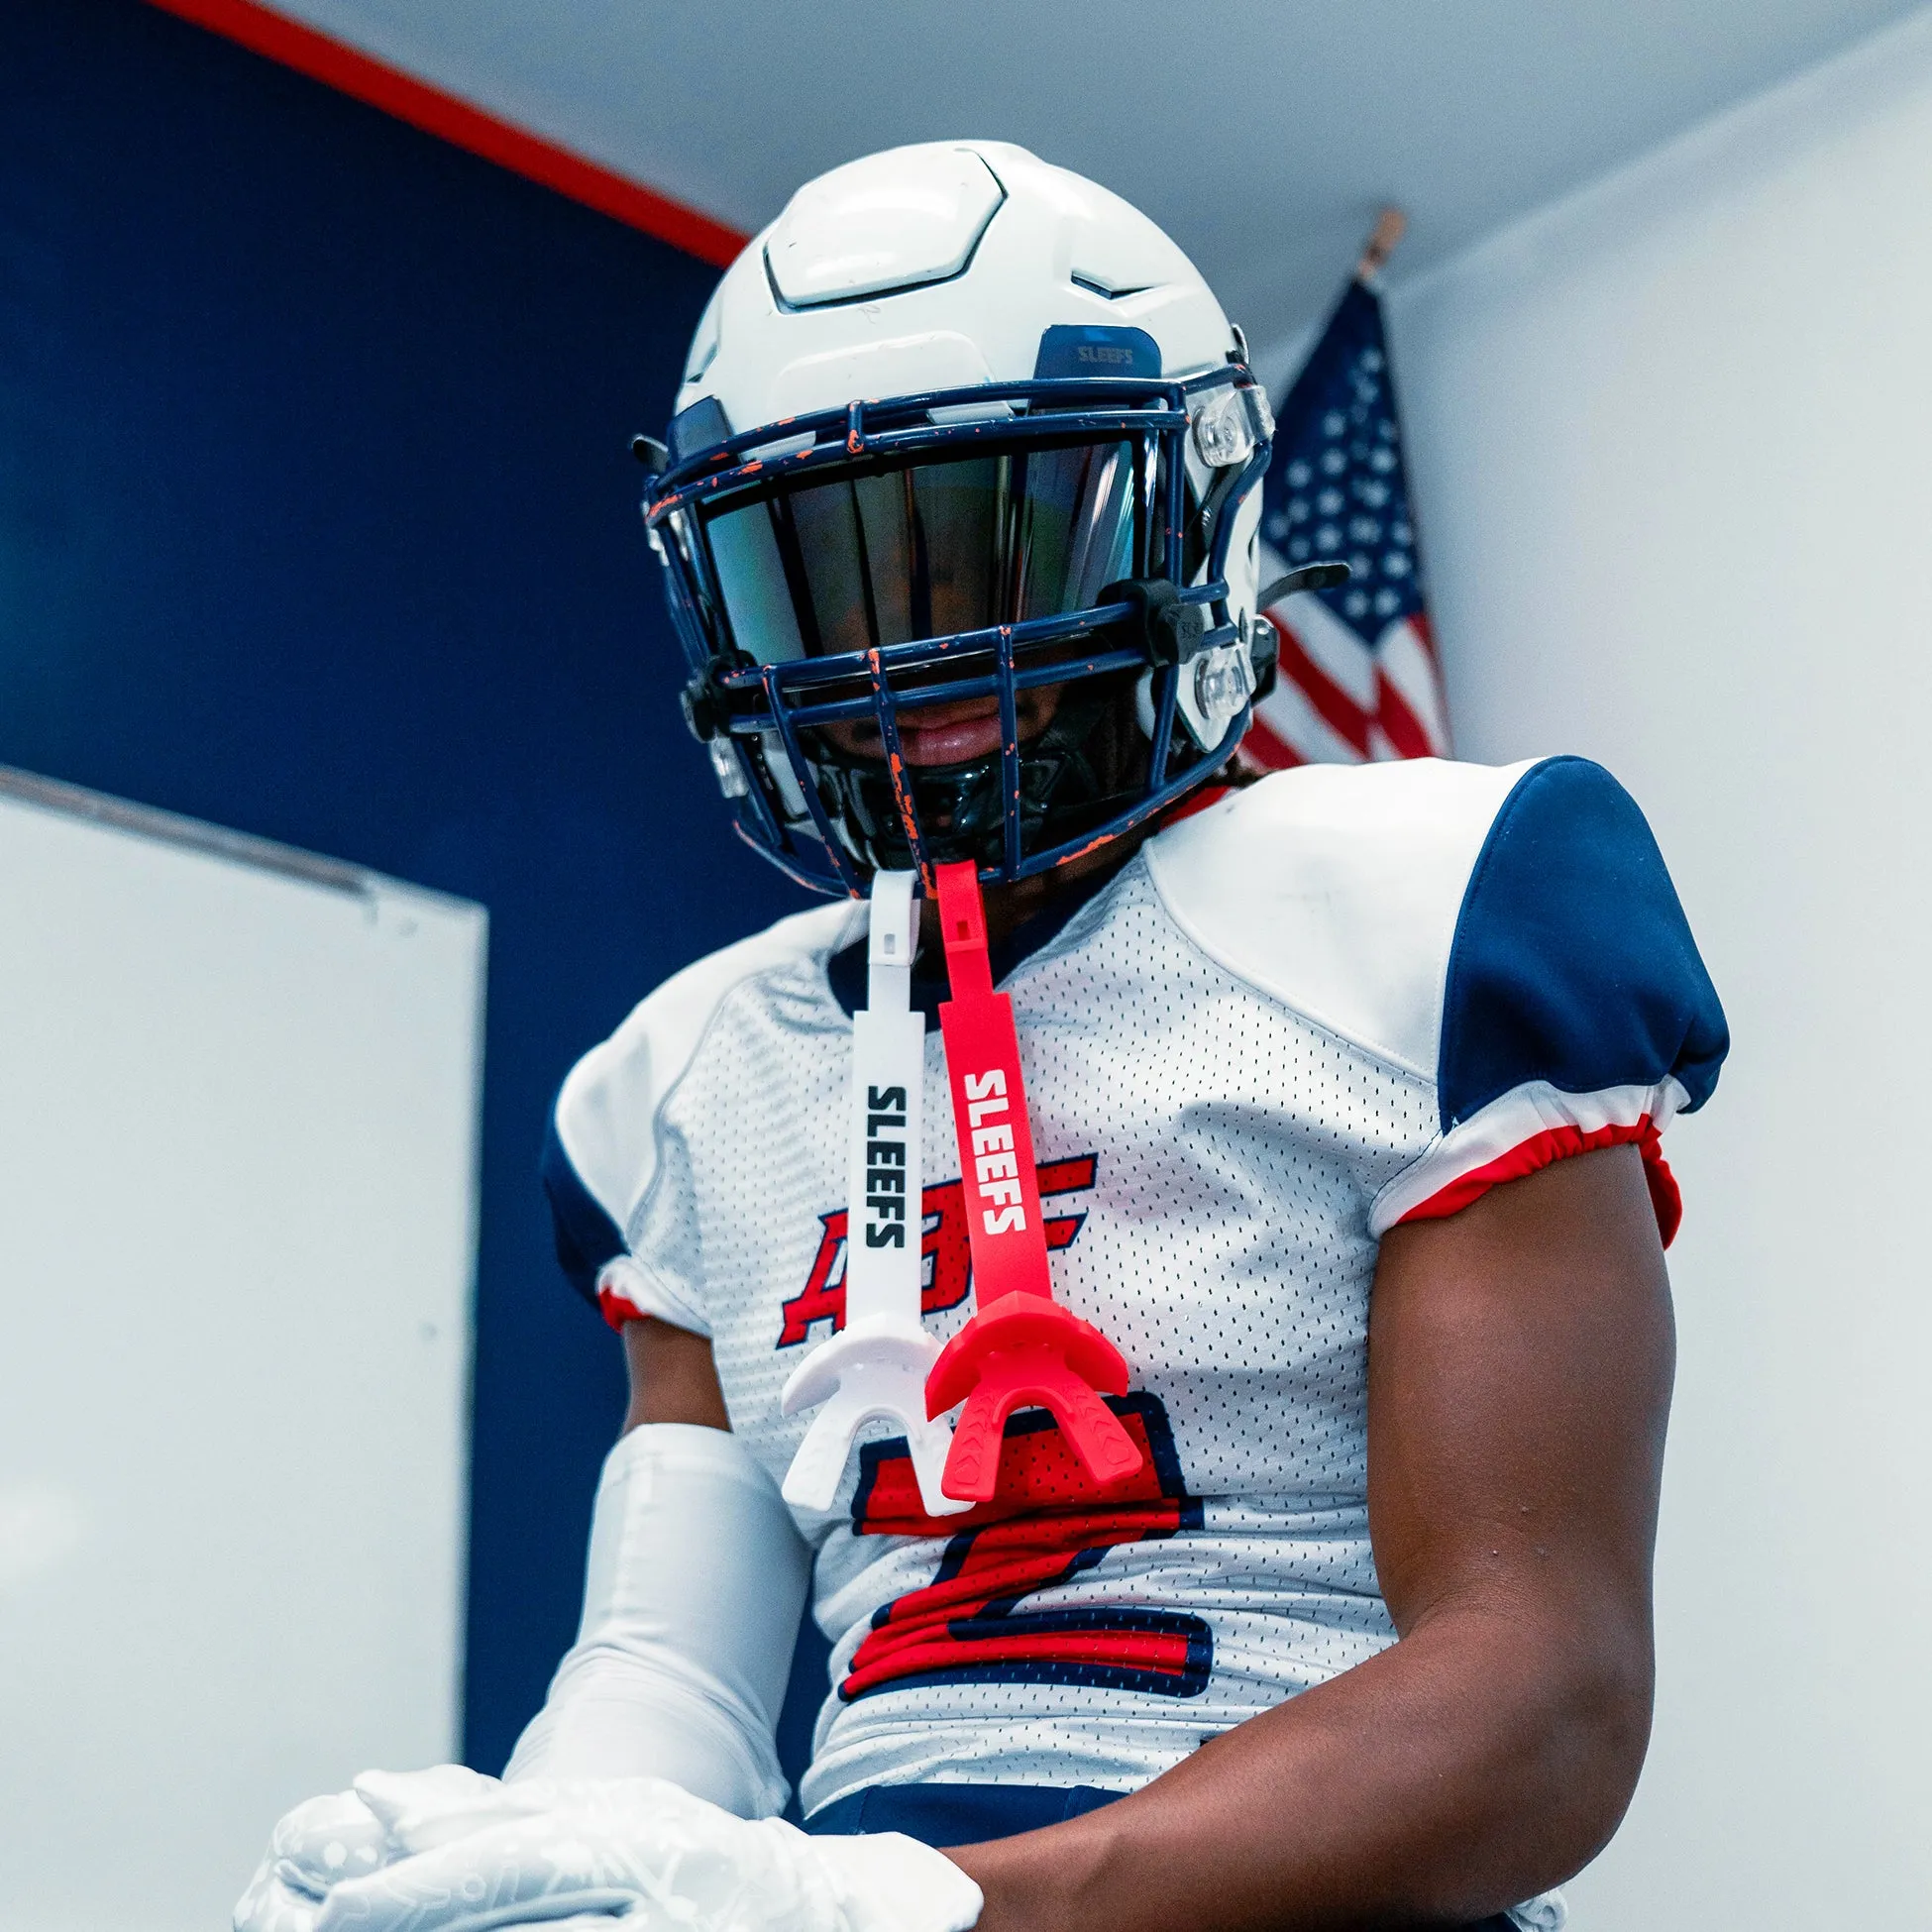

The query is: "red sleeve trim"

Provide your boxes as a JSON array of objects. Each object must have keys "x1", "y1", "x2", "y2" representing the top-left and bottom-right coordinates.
[
  {"x1": 597, "y1": 1283, "x2": 643, "y2": 1333},
  {"x1": 1393, "y1": 1115, "x2": 1683, "y2": 1246},
  {"x1": 145, "y1": 0, "x2": 748, "y2": 266}
]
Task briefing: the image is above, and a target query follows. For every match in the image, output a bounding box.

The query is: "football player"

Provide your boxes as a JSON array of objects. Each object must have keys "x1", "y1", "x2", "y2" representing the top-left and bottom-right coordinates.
[{"x1": 236, "y1": 143, "x2": 1726, "y2": 1932}]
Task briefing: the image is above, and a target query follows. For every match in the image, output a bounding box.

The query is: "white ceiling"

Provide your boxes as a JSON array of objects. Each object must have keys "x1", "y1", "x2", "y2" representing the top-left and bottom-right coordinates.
[{"x1": 270, "y1": 0, "x2": 1929, "y2": 347}]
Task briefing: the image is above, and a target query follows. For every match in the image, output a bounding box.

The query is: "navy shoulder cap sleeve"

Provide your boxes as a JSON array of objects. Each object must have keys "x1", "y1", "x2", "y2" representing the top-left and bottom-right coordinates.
[
  {"x1": 541, "y1": 1105, "x2": 626, "y2": 1309},
  {"x1": 1439, "y1": 756, "x2": 1729, "y2": 1132}
]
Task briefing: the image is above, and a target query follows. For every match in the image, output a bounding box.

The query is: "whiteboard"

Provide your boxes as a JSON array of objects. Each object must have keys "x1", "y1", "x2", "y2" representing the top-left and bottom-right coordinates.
[{"x1": 0, "y1": 770, "x2": 485, "y2": 1931}]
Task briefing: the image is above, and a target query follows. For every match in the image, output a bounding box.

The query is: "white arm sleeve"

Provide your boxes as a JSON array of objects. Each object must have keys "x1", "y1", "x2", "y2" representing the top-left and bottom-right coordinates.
[{"x1": 504, "y1": 1423, "x2": 811, "y2": 1819}]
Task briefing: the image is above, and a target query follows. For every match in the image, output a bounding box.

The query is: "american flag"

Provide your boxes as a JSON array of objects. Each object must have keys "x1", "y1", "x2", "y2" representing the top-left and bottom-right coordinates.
[{"x1": 1242, "y1": 273, "x2": 1450, "y2": 770}]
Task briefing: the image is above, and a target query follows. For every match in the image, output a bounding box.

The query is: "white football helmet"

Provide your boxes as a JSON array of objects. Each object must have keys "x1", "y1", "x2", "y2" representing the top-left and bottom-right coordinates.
[{"x1": 640, "y1": 141, "x2": 1327, "y2": 893}]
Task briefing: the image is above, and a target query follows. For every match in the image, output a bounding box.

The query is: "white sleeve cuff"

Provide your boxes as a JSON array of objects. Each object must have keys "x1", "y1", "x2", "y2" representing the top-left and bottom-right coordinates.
[
  {"x1": 596, "y1": 1253, "x2": 713, "y2": 1337},
  {"x1": 1370, "y1": 1077, "x2": 1689, "y2": 1240}
]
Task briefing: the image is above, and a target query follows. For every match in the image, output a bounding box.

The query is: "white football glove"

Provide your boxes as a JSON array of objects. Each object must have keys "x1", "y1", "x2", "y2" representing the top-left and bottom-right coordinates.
[
  {"x1": 236, "y1": 1765, "x2": 982, "y2": 1932},
  {"x1": 232, "y1": 1765, "x2": 500, "y2": 1932}
]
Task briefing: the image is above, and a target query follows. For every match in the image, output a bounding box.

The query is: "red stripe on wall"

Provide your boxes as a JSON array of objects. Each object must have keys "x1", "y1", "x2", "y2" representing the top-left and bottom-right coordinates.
[{"x1": 144, "y1": 0, "x2": 748, "y2": 267}]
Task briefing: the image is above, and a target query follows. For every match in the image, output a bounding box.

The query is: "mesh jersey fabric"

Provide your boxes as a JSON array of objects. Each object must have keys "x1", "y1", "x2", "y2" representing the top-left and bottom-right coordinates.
[{"x1": 544, "y1": 756, "x2": 1725, "y2": 1818}]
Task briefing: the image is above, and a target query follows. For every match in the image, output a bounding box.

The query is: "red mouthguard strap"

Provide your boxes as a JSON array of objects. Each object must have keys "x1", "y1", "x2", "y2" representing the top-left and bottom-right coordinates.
[{"x1": 924, "y1": 860, "x2": 1143, "y2": 1501}]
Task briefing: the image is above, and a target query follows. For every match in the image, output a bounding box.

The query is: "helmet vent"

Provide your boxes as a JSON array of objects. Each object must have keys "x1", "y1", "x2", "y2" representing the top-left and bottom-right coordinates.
[{"x1": 1071, "y1": 271, "x2": 1154, "y2": 301}]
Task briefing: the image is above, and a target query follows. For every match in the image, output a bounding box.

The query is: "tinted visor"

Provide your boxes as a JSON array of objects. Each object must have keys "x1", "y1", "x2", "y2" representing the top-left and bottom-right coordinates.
[{"x1": 698, "y1": 440, "x2": 1144, "y2": 666}]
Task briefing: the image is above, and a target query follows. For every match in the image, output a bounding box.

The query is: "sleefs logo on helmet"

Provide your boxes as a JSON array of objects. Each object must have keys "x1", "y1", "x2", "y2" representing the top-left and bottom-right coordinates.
[{"x1": 639, "y1": 141, "x2": 1288, "y2": 895}]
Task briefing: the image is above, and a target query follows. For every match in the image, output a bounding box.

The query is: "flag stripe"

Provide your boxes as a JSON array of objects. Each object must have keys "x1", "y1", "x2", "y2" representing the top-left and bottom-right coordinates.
[
  {"x1": 1274, "y1": 588, "x2": 1381, "y2": 710},
  {"x1": 1266, "y1": 617, "x2": 1373, "y2": 756},
  {"x1": 1251, "y1": 674, "x2": 1369, "y2": 769},
  {"x1": 1240, "y1": 713, "x2": 1306, "y2": 770},
  {"x1": 1375, "y1": 616, "x2": 1452, "y2": 757},
  {"x1": 1371, "y1": 668, "x2": 1433, "y2": 761}
]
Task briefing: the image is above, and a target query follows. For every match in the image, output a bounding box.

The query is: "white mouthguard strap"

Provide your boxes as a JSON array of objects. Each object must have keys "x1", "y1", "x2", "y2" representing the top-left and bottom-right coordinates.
[{"x1": 779, "y1": 872, "x2": 963, "y2": 1517}]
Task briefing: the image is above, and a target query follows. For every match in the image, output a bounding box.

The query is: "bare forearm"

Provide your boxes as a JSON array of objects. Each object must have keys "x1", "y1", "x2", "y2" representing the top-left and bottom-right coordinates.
[{"x1": 954, "y1": 1594, "x2": 1648, "y2": 1932}]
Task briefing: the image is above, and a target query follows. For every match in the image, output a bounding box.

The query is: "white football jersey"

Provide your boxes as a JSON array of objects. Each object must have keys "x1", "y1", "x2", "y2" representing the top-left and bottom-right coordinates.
[{"x1": 545, "y1": 756, "x2": 1726, "y2": 1820}]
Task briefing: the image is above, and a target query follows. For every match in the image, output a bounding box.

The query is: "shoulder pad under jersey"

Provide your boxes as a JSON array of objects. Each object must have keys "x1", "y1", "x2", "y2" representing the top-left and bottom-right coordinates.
[
  {"x1": 1144, "y1": 756, "x2": 1728, "y2": 1240},
  {"x1": 545, "y1": 899, "x2": 861, "y2": 1327}
]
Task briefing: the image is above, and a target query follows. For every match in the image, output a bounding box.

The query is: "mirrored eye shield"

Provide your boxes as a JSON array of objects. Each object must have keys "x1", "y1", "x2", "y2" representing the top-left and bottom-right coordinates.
[{"x1": 648, "y1": 369, "x2": 1272, "y2": 724}]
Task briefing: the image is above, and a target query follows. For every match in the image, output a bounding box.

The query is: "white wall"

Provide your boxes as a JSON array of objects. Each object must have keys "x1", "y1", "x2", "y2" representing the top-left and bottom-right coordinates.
[
  {"x1": 1374, "y1": 11, "x2": 1932, "y2": 1924},
  {"x1": 0, "y1": 776, "x2": 486, "y2": 1932}
]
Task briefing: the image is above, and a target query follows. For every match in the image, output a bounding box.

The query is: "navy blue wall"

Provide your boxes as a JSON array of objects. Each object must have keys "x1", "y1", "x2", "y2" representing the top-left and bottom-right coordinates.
[{"x1": 0, "y1": 0, "x2": 820, "y2": 1776}]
